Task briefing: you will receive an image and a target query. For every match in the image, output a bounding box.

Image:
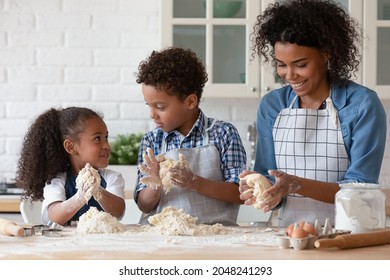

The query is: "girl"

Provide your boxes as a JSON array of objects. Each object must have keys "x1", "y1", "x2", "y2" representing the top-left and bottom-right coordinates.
[{"x1": 16, "y1": 107, "x2": 125, "y2": 226}]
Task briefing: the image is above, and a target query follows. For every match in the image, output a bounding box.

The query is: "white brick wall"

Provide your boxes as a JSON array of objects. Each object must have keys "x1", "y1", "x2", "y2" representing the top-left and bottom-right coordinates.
[{"x1": 0, "y1": 0, "x2": 389, "y2": 190}]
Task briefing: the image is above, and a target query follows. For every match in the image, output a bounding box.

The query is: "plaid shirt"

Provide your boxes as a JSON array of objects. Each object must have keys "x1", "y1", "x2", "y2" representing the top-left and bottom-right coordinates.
[{"x1": 134, "y1": 110, "x2": 247, "y2": 202}]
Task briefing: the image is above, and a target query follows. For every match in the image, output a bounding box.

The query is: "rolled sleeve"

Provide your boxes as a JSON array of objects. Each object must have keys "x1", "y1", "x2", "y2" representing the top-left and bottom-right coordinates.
[{"x1": 339, "y1": 90, "x2": 386, "y2": 183}]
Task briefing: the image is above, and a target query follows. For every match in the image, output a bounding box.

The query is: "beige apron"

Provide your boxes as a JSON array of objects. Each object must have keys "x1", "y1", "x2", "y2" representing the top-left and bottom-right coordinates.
[
  {"x1": 139, "y1": 117, "x2": 239, "y2": 226},
  {"x1": 273, "y1": 94, "x2": 349, "y2": 227}
]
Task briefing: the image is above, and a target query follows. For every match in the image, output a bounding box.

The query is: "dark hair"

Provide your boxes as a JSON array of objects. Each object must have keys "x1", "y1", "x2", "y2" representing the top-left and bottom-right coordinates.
[
  {"x1": 136, "y1": 47, "x2": 208, "y2": 102},
  {"x1": 251, "y1": 0, "x2": 361, "y2": 85},
  {"x1": 16, "y1": 107, "x2": 102, "y2": 201}
]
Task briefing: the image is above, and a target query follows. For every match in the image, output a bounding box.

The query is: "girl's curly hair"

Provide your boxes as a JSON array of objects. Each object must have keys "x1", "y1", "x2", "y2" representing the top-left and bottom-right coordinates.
[
  {"x1": 136, "y1": 47, "x2": 208, "y2": 102},
  {"x1": 251, "y1": 0, "x2": 362, "y2": 85},
  {"x1": 16, "y1": 107, "x2": 102, "y2": 201}
]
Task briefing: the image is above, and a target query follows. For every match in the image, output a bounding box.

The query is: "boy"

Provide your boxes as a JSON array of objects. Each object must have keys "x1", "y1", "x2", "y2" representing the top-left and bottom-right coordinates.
[{"x1": 134, "y1": 47, "x2": 247, "y2": 226}]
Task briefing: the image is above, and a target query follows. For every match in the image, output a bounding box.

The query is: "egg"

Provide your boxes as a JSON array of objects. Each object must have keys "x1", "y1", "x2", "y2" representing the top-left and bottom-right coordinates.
[
  {"x1": 286, "y1": 221, "x2": 306, "y2": 236},
  {"x1": 286, "y1": 224, "x2": 295, "y2": 236},
  {"x1": 303, "y1": 221, "x2": 318, "y2": 236},
  {"x1": 290, "y1": 227, "x2": 309, "y2": 238},
  {"x1": 286, "y1": 220, "x2": 319, "y2": 237},
  {"x1": 298, "y1": 220, "x2": 305, "y2": 228}
]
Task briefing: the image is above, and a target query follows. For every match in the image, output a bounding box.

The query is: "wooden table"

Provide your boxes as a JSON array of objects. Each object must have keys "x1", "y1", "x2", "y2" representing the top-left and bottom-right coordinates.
[{"x1": 1, "y1": 225, "x2": 389, "y2": 260}]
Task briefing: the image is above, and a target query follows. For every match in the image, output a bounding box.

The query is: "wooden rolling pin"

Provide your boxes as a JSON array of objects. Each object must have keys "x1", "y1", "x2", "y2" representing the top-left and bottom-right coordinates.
[
  {"x1": 315, "y1": 229, "x2": 390, "y2": 249},
  {"x1": 0, "y1": 217, "x2": 25, "y2": 237}
]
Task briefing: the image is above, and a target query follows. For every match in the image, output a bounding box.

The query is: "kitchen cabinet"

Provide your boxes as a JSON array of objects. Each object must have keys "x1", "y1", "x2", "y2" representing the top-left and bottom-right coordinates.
[
  {"x1": 363, "y1": 0, "x2": 390, "y2": 99},
  {"x1": 0, "y1": 197, "x2": 20, "y2": 212},
  {"x1": 161, "y1": 1, "x2": 388, "y2": 98},
  {"x1": 160, "y1": 0, "x2": 261, "y2": 98},
  {"x1": 257, "y1": 0, "x2": 390, "y2": 99}
]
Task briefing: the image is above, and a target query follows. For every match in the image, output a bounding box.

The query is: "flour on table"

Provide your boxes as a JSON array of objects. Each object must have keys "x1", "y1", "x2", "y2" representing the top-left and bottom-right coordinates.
[
  {"x1": 76, "y1": 207, "x2": 124, "y2": 234},
  {"x1": 242, "y1": 173, "x2": 272, "y2": 209},
  {"x1": 76, "y1": 163, "x2": 102, "y2": 201},
  {"x1": 146, "y1": 206, "x2": 225, "y2": 236}
]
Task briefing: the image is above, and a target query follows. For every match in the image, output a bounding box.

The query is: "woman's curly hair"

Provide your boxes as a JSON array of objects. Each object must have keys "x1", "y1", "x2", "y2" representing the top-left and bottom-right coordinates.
[
  {"x1": 16, "y1": 107, "x2": 102, "y2": 201},
  {"x1": 251, "y1": 0, "x2": 362, "y2": 85},
  {"x1": 136, "y1": 47, "x2": 208, "y2": 102}
]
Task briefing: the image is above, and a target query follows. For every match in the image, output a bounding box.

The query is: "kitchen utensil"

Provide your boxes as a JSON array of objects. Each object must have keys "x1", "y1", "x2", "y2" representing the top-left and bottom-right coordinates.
[
  {"x1": 314, "y1": 229, "x2": 390, "y2": 249},
  {"x1": 24, "y1": 226, "x2": 35, "y2": 236},
  {"x1": 42, "y1": 229, "x2": 62, "y2": 237},
  {"x1": 47, "y1": 220, "x2": 64, "y2": 230},
  {"x1": 0, "y1": 218, "x2": 25, "y2": 237},
  {"x1": 32, "y1": 224, "x2": 49, "y2": 234}
]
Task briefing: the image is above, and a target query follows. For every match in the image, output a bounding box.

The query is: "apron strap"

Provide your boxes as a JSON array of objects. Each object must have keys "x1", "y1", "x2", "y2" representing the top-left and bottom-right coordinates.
[
  {"x1": 289, "y1": 91, "x2": 338, "y2": 128},
  {"x1": 326, "y1": 95, "x2": 339, "y2": 128},
  {"x1": 289, "y1": 95, "x2": 298, "y2": 109},
  {"x1": 162, "y1": 116, "x2": 215, "y2": 152}
]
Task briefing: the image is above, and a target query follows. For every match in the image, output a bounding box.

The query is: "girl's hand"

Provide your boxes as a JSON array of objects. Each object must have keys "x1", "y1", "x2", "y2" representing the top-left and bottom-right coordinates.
[{"x1": 76, "y1": 182, "x2": 94, "y2": 203}]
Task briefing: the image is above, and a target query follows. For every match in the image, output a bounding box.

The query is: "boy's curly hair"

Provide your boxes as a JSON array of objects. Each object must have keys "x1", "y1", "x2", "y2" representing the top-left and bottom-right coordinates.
[
  {"x1": 136, "y1": 47, "x2": 208, "y2": 102},
  {"x1": 251, "y1": 0, "x2": 362, "y2": 85},
  {"x1": 16, "y1": 107, "x2": 102, "y2": 201}
]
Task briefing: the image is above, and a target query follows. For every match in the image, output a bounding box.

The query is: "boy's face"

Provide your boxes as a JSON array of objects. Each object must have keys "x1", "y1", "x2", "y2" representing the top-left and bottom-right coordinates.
[{"x1": 142, "y1": 84, "x2": 198, "y2": 135}]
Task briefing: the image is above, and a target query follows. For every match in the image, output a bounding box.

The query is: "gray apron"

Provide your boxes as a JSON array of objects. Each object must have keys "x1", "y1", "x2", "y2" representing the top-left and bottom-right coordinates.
[
  {"x1": 139, "y1": 117, "x2": 239, "y2": 226},
  {"x1": 273, "y1": 94, "x2": 349, "y2": 227}
]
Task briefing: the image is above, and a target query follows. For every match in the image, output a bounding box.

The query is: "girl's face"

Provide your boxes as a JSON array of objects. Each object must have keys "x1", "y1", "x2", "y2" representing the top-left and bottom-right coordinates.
[
  {"x1": 70, "y1": 116, "x2": 110, "y2": 172},
  {"x1": 275, "y1": 42, "x2": 329, "y2": 103},
  {"x1": 142, "y1": 84, "x2": 198, "y2": 135}
]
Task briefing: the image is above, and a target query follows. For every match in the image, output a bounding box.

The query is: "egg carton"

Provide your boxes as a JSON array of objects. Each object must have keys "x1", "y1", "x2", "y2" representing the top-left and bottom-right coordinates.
[{"x1": 275, "y1": 218, "x2": 351, "y2": 250}]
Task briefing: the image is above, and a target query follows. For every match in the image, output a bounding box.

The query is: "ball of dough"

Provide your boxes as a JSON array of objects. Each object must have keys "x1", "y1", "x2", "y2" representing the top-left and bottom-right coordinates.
[
  {"x1": 76, "y1": 163, "x2": 101, "y2": 202},
  {"x1": 243, "y1": 173, "x2": 272, "y2": 209},
  {"x1": 159, "y1": 156, "x2": 190, "y2": 193}
]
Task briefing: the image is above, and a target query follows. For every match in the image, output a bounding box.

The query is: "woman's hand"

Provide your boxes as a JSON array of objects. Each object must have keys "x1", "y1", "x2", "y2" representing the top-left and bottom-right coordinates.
[{"x1": 259, "y1": 169, "x2": 301, "y2": 212}]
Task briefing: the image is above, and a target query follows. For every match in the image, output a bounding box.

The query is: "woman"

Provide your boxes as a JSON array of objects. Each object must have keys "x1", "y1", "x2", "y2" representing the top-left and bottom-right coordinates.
[{"x1": 239, "y1": 0, "x2": 387, "y2": 226}]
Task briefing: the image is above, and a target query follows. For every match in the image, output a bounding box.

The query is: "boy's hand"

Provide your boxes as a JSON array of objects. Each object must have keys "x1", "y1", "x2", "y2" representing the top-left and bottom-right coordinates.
[
  {"x1": 167, "y1": 153, "x2": 197, "y2": 189},
  {"x1": 238, "y1": 170, "x2": 257, "y2": 205},
  {"x1": 138, "y1": 147, "x2": 163, "y2": 188}
]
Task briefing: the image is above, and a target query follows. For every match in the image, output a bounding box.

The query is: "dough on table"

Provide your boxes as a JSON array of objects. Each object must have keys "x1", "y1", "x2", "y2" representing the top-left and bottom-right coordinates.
[
  {"x1": 242, "y1": 173, "x2": 272, "y2": 209},
  {"x1": 147, "y1": 206, "x2": 225, "y2": 236},
  {"x1": 76, "y1": 207, "x2": 124, "y2": 234}
]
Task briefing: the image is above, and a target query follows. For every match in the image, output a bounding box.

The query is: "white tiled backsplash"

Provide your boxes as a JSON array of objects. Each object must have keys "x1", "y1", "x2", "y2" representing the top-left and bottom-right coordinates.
[{"x1": 0, "y1": 0, "x2": 389, "y2": 189}]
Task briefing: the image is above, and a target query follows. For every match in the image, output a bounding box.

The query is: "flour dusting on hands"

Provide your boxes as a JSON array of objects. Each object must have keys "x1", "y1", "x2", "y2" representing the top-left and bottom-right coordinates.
[
  {"x1": 76, "y1": 163, "x2": 102, "y2": 202},
  {"x1": 159, "y1": 155, "x2": 190, "y2": 193}
]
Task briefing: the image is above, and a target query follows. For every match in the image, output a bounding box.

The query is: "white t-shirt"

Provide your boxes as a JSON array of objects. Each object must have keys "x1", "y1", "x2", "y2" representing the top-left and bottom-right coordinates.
[{"x1": 41, "y1": 168, "x2": 125, "y2": 224}]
